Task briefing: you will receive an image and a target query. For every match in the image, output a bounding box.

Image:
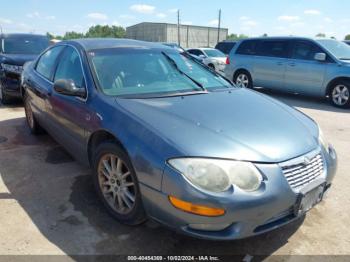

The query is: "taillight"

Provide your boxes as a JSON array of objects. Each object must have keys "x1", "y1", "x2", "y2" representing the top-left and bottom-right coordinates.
[{"x1": 225, "y1": 56, "x2": 230, "y2": 65}]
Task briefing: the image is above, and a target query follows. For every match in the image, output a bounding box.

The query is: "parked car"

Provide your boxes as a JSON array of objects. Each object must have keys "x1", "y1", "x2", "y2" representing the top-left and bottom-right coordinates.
[
  {"x1": 215, "y1": 41, "x2": 237, "y2": 55},
  {"x1": 187, "y1": 48, "x2": 227, "y2": 74},
  {"x1": 22, "y1": 39, "x2": 337, "y2": 240},
  {"x1": 343, "y1": 40, "x2": 350, "y2": 46},
  {"x1": 224, "y1": 37, "x2": 350, "y2": 108},
  {"x1": 0, "y1": 33, "x2": 49, "y2": 104},
  {"x1": 160, "y1": 42, "x2": 185, "y2": 53}
]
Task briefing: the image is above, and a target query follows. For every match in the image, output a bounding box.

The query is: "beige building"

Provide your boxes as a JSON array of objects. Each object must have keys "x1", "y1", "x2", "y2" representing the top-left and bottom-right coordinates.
[{"x1": 126, "y1": 22, "x2": 228, "y2": 48}]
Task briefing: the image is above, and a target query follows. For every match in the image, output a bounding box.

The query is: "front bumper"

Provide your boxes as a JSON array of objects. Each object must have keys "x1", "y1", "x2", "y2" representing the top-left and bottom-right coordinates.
[
  {"x1": 0, "y1": 71, "x2": 22, "y2": 98},
  {"x1": 140, "y1": 146, "x2": 337, "y2": 240}
]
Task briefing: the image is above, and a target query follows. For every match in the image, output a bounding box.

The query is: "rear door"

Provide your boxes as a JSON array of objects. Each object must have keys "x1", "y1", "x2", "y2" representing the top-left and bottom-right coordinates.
[
  {"x1": 284, "y1": 40, "x2": 328, "y2": 95},
  {"x1": 26, "y1": 45, "x2": 65, "y2": 124},
  {"x1": 253, "y1": 40, "x2": 289, "y2": 89}
]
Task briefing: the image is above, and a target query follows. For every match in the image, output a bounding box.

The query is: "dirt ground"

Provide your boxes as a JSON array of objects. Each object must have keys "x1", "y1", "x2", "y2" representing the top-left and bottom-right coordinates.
[{"x1": 0, "y1": 90, "x2": 349, "y2": 260}]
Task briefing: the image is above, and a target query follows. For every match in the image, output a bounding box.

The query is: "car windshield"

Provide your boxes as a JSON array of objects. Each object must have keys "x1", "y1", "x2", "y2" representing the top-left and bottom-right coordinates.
[
  {"x1": 203, "y1": 49, "x2": 226, "y2": 58},
  {"x1": 2, "y1": 36, "x2": 49, "y2": 55},
  {"x1": 317, "y1": 39, "x2": 350, "y2": 60},
  {"x1": 88, "y1": 48, "x2": 232, "y2": 97}
]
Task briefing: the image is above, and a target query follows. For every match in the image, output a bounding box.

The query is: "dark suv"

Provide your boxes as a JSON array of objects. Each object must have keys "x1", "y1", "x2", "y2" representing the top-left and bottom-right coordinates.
[{"x1": 0, "y1": 33, "x2": 49, "y2": 104}]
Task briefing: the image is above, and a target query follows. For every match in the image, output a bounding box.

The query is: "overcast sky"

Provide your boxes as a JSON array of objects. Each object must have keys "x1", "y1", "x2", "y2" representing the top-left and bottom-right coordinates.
[{"x1": 0, "y1": 0, "x2": 348, "y2": 39}]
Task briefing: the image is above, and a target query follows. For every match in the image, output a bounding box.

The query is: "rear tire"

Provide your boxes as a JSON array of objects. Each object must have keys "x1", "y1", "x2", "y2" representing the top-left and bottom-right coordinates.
[
  {"x1": 24, "y1": 94, "x2": 44, "y2": 135},
  {"x1": 329, "y1": 80, "x2": 350, "y2": 108},
  {"x1": 92, "y1": 142, "x2": 147, "y2": 225},
  {"x1": 208, "y1": 64, "x2": 215, "y2": 71},
  {"x1": 234, "y1": 70, "x2": 253, "y2": 89}
]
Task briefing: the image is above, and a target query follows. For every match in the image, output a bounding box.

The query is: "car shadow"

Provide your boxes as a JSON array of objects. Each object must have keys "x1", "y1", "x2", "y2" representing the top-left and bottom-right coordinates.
[
  {"x1": 0, "y1": 115, "x2": 304, "y2": 258},
  {"x1": 255, "y1": 87, "x2": 350, "y2": 114}
]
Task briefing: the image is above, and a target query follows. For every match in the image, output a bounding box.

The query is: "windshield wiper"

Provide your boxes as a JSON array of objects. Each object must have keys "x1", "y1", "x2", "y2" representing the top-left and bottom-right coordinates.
[
  {"x1": 339, "y1": 58, "x2": 350, "y2": 60},
  {"x1": 161, "y1": 51, "x2": 206, "y2": 91}
]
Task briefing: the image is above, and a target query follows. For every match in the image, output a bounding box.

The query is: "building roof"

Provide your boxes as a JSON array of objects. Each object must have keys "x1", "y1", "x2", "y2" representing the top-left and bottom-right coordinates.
[{"x1": 126, "y1": 22, "x2": 228, "y2": 31}]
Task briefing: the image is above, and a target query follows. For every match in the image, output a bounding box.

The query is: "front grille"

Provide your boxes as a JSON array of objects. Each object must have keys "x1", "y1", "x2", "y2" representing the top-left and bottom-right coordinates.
[{"x1": 281, "y1": 153, "x2": 324, "y2": 190}]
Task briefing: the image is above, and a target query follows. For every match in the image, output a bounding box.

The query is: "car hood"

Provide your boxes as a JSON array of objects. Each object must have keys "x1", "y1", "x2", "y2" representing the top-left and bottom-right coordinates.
[
  {"x1": 0, "y1": 54, "x2": 38, "y2": 66},
  {"x1": 116, "y1": 89, "x2": 319, "y2": 163}
]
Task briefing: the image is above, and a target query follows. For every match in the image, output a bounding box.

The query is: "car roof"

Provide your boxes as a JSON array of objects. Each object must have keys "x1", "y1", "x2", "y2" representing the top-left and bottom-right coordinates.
[
  {"x1": 1, "y1": 33, "x2": 48, "y2": 38},
  {"x1": 65, "y1": 38, "x2": 173, "y2": 51},
  {"x1": 238, "y1": 36, "x2": 334, "y2": 42}
]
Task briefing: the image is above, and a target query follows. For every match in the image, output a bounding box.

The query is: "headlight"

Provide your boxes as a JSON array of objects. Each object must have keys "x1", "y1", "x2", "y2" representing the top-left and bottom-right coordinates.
[
  {"x1": 318, "y1": 125, "x2": 329, "y2": 151},
  {"x1": 1, "y1": 64, "x2": 23, "y2": 74},
  {"x1": 168, "y1": 158, "x2": 263, "y2": 193}
]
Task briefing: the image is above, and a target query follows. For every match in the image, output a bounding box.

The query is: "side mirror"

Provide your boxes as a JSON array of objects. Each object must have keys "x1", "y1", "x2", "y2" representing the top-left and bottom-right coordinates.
[
  {"x1": 314, "y1": 53, "x2": 326, "y2": 62},
  {"x1": 199, "y1": 54, "x2": 206, "y2": 59},
  {"x1": 54, "y1": 79, "x2": 86, "y2": 98}
]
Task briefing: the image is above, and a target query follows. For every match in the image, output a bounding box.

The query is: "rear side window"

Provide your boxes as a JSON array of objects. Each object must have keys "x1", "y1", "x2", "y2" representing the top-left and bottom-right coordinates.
[
  {"x1": 216, "y1": 42, "x2": 236, "y2": 55},
  {"x1": 36, "y1": 46, "x2": 65, "y2": 80},
  {"x1": 291, "y1": 40, "x2": 324, "y2": 61},
  {"x1": 236, "y1": 40, "x2": 259, "y2": 55},
  {"x1": 54, "y1": 46, "x2": 85, "y2": 88},
  {"x1": 258, "y1": 40, "x2": 288, "y2": 58}
]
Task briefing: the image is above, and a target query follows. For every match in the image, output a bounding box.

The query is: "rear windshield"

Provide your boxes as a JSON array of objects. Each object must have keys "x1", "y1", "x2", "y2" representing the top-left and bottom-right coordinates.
[
  {"x1": 203, "y1": 49, "x2": 226, "y2": 58},
  {"x1": 2, "y1": 36, "x2": 49, "y2": 54}
]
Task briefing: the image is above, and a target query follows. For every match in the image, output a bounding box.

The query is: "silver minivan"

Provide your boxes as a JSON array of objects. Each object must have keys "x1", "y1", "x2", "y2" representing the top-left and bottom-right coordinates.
[{"x1": 224, "y1": 37, "x2": 350, "y2": 108}]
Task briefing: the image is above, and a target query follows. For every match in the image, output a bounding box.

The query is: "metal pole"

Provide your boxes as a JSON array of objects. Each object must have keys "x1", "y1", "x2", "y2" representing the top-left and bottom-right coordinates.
[
  {"x1": 177, "y1": 10, "x2": 180, "y2": 46},
  {"x1": 217, "y1": 9, "x2": 221, "y2": 43}
]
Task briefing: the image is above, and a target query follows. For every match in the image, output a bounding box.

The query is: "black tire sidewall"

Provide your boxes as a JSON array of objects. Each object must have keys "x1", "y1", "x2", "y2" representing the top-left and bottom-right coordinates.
[
  {"x1": 24, "y1": 94, "x2": 40, "y2": 134},
  {"x1": 92, "y1": 142, "x2": 146, "y2": 225},
  {"x1": 330, "y1": 81, "x2": 350, "y2": 108},
  {"x1": 234, "y1": 70, "x2": 253, "y2": 89}
]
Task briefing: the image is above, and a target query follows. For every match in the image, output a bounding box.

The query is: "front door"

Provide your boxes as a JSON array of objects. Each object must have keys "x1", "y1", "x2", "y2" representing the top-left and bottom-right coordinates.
[
  {"x1": 47, "y1": 46, "x2": 90, "y2": 163},
  {"x1": 284, "y1": 40, "x2": 327, "y2": 95}
]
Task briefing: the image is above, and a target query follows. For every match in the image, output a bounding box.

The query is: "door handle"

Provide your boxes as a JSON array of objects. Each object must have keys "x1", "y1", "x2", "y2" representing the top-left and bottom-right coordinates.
[
  {"x1": 289, "y1": 63, "x2": 296, "y2": 67},
  {"x1": 277, "y1": 62, "x2": 283, "y2": 66}
]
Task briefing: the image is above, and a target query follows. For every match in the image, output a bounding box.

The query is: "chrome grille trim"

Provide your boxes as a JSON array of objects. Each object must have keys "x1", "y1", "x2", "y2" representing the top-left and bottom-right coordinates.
[{"x1": 279, "y1": 149, "x2": 325, "y2": 191}]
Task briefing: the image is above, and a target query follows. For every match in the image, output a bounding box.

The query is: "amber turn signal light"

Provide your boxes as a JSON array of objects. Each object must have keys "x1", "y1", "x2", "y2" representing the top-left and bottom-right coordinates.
[{"x1": 169, "y1": 196, "x2": 225, "y2": 217}]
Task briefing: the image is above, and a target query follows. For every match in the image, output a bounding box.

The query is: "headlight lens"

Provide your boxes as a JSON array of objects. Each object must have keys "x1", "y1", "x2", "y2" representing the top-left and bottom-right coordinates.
[
  {"x1": 318, "y1": 125, "x2": 329, "y2": 150},
  {"x1": 1, "y1": 63, "x2": 23, "y2": 74},
  {"x1": 168, "y1": 158, "x2": 262, "y2": 193}
]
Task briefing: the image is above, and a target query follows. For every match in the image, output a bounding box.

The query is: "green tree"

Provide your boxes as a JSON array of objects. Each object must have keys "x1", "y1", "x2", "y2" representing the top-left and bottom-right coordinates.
[
  {"x1": 63, "y1": 31, "x2": 85, "y2": 40},
  {"x1": 227, "y1": 33, "x2": 249, "y2": 40},
  {"x1": 85, "y1": 25, "x2": 126, "y2": 38},
  {"x1": 316, "y1": 33, "x2": 326, "y2": 38},
  {"x1": 345, "y1": 34, "x2": 350, "y2": 40}
]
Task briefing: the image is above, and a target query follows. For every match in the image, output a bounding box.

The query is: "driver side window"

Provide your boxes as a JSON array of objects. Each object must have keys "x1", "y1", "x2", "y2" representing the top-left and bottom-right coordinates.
[{"x1": 54, "y1": 46, "x2": 85, "y2": 89}]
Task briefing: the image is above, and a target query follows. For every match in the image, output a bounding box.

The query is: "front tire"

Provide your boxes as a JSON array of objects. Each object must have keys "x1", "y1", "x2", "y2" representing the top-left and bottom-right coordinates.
[
  {"x1": 92, "y1": 142, "x2": 147, "y2": 225},
  {"x1": 329, "y1": 81, "x2": 350, "y2": 108},
  {"x1": 234, "y1": 70, "x2": 253, "y2": 89}
]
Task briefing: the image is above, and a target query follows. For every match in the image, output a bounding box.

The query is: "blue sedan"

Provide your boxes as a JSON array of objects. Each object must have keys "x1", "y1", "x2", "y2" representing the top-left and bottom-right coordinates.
[{"x1": 21, "y1": 39, "x2": 337, "y2": 240}]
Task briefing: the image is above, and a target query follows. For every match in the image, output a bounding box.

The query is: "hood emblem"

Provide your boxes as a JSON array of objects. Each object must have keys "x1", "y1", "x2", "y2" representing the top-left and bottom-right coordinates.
[{"x1": 303, "y1": 156, "x2": 312, "y2": 165}]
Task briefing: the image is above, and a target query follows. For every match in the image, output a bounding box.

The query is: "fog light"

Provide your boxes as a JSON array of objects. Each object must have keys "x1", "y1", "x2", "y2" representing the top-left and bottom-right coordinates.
[{"x1": 169, "y1": 196, "x2": 225, "y2": 217}]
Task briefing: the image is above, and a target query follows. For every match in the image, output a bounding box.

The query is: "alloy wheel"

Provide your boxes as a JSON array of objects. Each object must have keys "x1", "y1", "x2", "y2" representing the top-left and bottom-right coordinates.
[
  {"x1": 236, "y1": 73, "x2": 249, "y2": 88},
  {"x1": 97, "y1": 154, "x2": 136, "y2": 215},
  {"x1": 332, "y1": 85, "x2": 349, "y2": 106}
]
